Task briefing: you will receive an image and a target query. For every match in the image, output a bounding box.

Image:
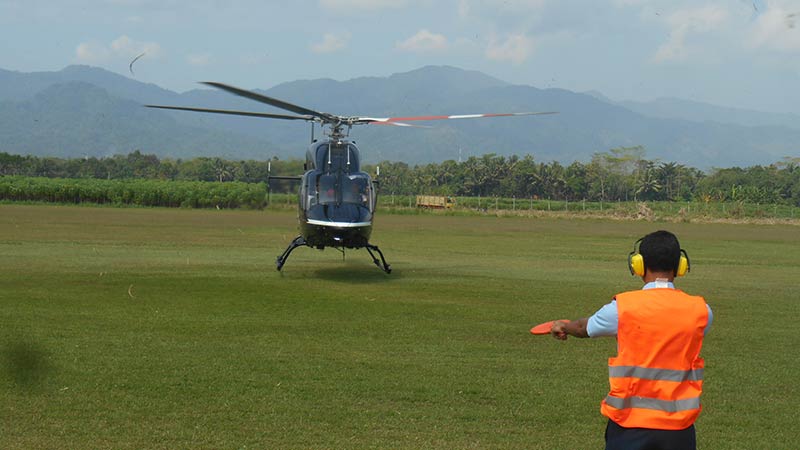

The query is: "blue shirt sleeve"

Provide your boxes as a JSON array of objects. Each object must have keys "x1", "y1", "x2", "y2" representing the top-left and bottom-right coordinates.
[{"x1": 587, "y1": 301, "x2": 618, "y2": 337}]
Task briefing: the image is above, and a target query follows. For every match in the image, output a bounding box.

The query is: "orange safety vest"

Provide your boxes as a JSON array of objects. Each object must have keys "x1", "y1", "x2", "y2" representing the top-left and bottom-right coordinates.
[{"x1": 600, "y1": 288, "x2": 709, "y2": 430}]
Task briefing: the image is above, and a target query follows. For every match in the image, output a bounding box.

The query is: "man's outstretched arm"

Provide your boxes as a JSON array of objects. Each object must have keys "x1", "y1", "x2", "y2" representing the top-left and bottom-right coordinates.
[{"x1": 551, "y1": 318, "x2": 590, "y2": 340}]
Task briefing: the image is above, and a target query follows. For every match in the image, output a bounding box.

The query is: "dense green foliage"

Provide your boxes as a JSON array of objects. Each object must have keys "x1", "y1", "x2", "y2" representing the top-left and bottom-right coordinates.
[
  {"x1": 2, "y1": 148, "x2": 800, "y2": 206},
  {"x1": 371, "y1": 147, "x2": 800, "y2": 206},
  {"x1": 0, "y1": 150, "x2": 303, "y2": 183},
  {"x1": 0, "y1": 176, "x2": 267, "y2": 209}
]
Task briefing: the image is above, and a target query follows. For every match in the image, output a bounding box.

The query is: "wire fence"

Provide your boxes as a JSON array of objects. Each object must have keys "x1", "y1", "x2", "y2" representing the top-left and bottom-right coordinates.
[{"x1": 266, "y1": 192, "x2": 800, "y2": 221}]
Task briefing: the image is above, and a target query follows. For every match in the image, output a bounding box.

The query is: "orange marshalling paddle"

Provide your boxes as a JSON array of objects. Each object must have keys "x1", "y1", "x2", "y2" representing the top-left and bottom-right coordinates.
[{"x1": 530, "y1": 320, "x2": 569, "y2": 335}]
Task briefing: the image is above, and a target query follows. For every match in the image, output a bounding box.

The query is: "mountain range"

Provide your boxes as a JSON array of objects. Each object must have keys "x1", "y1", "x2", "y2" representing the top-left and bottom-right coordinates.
[{"x1": 1, "y1": 65, "x2": 798, "y2": 169}]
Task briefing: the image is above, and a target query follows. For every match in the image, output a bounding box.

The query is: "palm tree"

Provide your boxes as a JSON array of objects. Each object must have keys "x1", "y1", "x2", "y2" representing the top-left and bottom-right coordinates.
[
  {"x1": 657, "y1": 162, "x2": 680, "y2": 201},
  {"x1": 212, "y1": 158, "x2": 233, "y2": 182},
  {"x1": 636, "y1": 165, "x2": 663, "y2": 201}
]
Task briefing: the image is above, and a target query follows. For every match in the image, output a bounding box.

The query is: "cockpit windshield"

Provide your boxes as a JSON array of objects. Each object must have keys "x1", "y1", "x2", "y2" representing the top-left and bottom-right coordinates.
[
  {"x1": 305, "y1": 170, "x2": 373, "y2": 224},
  {"x1": 314, "y1": 172, "x2": 371, "y2": 206}
]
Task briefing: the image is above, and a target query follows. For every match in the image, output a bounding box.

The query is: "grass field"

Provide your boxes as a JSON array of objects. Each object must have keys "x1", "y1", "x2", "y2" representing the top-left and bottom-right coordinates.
[{"x1": 1, "y1": 204, "x2": 798, "y2": 449}]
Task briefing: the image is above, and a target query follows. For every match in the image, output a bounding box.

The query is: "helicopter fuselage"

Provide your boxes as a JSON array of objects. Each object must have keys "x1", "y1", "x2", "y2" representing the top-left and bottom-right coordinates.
[{"x1": 296, "y1": 139, "x2": 375, "y2": 249}]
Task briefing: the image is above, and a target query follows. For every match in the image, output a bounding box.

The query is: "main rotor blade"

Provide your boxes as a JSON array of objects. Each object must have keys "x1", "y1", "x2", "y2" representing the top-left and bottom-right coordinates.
[
  {"x1": 145, "y1": 104, "x2": 314, "y2": 121},
  {"x1": 363, "y1": 111, "x2": 558, "y2": 124},
  {"x1": 366, "y1": 121, "x2": 432, "y2": 128},
  {"x1": 201, "y1": 82, "x2": 335, "y2": 122}
]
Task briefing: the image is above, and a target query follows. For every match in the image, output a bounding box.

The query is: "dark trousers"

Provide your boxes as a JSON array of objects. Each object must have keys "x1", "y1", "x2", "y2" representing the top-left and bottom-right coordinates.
[{"x1": 605, "y1": 419, "x2": 696, "y2": 450}]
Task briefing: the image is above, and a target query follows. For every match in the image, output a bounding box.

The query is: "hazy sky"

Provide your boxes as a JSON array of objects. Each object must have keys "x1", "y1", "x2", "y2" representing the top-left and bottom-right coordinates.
[{"x1": 1, "y1": 0, "x2": 799, "y2": 114}]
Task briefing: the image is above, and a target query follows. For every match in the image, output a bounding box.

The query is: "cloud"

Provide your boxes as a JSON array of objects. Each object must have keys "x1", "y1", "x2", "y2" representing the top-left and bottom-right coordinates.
[
  {"x1": 665, "y1": 5, "x2": 728, "y2": 30},
  {"x1": 75, "y1": 35, "x2": 162, "y2": 63},
  {"x1": 457, "y1": 0, "x2": 547, "y2": 23},
  {"x1": 396, "y1": 29, "x2": 448, "y2": 52},
  {"x1": 612, "y1": 0, "x2": 647, "y2": 6},
  {"x1": 466, "y1": 0, "x2": 546, "y2": 13},
  {"x1": 319, "y1": 0, "x2": 407, "y2": 10},
  {"x1": 110, "y1": 35, "x2": 162, "y2": 58},
  {"x1": 458, "y1": 0, "x2": 470, "y2": 19},
  {"x1": 485, "y1": 33, "x2": 535, "y2": 64},
  {"x1": 186, "y1": 53, "x2": 212, "y2": 66},
  {"x1": 311, "y1": 32, "x2": 351, "y2": 53},
  {"x1": 652, "y1": 5, "x2": 729, "y2": 63},
  {"x1": 747, "y1": 4, "x2": 800, "y2": 52},
  {"x1": 75, "y1": 42, "x2": 111, "y2": 63},
  {"x1": 240, "y1": 53, "x2": 270, "y2": 65}
]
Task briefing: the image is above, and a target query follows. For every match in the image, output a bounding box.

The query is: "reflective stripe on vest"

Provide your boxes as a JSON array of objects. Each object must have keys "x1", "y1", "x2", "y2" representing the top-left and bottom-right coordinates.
[
  {"x1": 604, "y1": 395, "x2": 701, "y2": 413},
  {"x1": 609, "y1": 365, "x2": 704, "y2": 382}
]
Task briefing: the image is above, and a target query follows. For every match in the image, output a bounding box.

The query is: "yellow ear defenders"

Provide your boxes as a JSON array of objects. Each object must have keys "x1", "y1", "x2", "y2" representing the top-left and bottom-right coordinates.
[{"x1": 628, "y1": 238, "x2": 690, "y2": 277}]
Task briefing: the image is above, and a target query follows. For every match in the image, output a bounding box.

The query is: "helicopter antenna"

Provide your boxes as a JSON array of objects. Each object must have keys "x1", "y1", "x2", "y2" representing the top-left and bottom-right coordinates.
[{"x1": 267, "y1": 160, "x2": 272, "y2": 205}]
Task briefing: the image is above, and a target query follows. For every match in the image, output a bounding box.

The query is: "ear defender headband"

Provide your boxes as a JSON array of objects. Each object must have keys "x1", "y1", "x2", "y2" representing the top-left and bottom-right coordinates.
[{"x1": 628, "y1": 238, "x2": 691, "y2": 277}]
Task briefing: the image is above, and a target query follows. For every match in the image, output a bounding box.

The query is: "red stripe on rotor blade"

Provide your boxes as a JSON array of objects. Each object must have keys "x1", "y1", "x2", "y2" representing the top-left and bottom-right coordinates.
[{"x1": 384, "y1": 115, "x2": 451, "y2": 122}]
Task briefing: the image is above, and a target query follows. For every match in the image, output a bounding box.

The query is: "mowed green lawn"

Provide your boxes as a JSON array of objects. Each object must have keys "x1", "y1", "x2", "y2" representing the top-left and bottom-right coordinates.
[{"x1": 1, "y1": 204, "x2": 798, "y2": 449}]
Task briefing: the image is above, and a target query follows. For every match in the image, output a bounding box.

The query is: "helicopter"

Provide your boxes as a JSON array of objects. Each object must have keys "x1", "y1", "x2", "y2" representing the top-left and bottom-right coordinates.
[{"x1": 146, "y1": 82, "x2": 556, "y2": 273}]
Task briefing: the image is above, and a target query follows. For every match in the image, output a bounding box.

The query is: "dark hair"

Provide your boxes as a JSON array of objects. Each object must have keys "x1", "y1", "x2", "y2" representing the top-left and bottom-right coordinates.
[{"x1": 640, "y1": 230, "x2": 681, "y2": 274}]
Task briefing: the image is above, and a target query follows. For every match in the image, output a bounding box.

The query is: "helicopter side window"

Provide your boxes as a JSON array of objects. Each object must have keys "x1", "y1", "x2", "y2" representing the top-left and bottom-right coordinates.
[
  {"x1": 304, "y1": 175, "x2": 316, "y2": 208},
  {"x1": 318, "y1": 173, "x2": 337, "y2": 204},
  {"x1": 343, "y1": 176, "x2": 369, "y2": 205}
]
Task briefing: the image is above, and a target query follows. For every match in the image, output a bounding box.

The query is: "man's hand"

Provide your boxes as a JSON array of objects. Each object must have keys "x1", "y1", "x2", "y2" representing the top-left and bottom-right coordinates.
[
  {"x1": 550, "y1": 318, "x2": 589, "y2": 340},
  {"x1": 551, "y1": 320, "x2": 570, "y2": 340}
]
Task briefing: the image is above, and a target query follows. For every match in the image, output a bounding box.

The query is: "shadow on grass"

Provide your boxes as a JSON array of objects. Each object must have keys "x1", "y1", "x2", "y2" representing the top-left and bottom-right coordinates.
[
  {"x1": 2, "y1": 338, "x2": 54, "y2": 391},
  {"x1": 311, "y1": 264, "x2": 401, "y2": 283}
]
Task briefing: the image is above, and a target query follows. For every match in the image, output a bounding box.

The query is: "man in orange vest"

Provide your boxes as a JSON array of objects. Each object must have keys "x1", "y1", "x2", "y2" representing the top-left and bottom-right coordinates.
[{"x1": 551, "y1": 230, "x2": 712, "y2": 450}]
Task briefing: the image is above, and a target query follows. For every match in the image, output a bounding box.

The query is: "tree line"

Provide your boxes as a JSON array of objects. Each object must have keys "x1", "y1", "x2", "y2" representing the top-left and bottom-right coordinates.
[{"x1": 2, "y1": 148, "x2": 799, "y2": 206}]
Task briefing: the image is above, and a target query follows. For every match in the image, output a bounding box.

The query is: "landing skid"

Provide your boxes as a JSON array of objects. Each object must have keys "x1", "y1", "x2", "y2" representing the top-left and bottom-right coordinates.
[
  {"x1": 276, "y1": 236, "x2": 307, "y2": 271},
  {"x1": 275, "y1": 236, "x2": 392, "y2": 274},
  {"x1": 365, "y1": 244, "x2": 392, "y2": 274}
]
